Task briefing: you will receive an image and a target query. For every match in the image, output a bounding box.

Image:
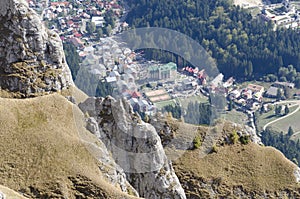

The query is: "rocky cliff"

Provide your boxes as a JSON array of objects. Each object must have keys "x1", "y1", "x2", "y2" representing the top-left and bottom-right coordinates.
[
  {"x1": 79, "y1": 96, "x2": 187, "y2": 199},
  {"x1": 0, "y1": 0, "x2": 73, "y2": 97}
]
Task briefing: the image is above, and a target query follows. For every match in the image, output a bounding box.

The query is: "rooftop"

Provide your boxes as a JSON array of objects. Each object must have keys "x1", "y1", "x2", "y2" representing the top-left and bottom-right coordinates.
[
  {"x1": 247, "y1": 84, "x2": 264, "y2": 92},
  {"x1": 148, "y1": 62, "x2": 177, "y2": 72}
]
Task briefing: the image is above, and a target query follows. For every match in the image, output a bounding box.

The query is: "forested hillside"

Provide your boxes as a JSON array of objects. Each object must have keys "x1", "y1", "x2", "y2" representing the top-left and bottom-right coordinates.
[
  {"x1": 262, "y1": 127, "x2": 300, "y2": 166},
  {"x1": 126, "y1": 0, "x2": 300, "y2": 81}
]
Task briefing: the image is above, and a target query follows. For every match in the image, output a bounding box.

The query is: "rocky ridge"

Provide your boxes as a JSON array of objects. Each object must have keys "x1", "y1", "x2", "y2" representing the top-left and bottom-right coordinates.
[
  {"x1": 79, "y1": 96, "x2": 187, "y2": 199},
  {"x1": 0, "y1": 0, "x2": 73, "y2": 97}
]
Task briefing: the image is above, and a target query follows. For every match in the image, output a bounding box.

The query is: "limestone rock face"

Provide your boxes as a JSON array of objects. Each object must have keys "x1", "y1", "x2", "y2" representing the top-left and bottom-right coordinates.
[
  {"x1": 85, "y1": 131, "x2": 139, "y2": 197},
  {"x1": 0, "y1": 192, "x2": 6, "y2": 199},
  {"x1": 0, "y1": 0, "x2": 73, "y2": 97},
  {"x1": 79, "y1": 96, "x2": 187, "y2": 199}
]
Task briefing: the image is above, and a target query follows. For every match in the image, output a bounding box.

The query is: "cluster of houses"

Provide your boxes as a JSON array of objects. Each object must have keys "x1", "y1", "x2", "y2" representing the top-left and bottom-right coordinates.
[
  {"x1": 78, "y1": 37, "x2": 140, "y2": 88},
  {"x1": 228, "y1": 80, "x2": 298, "y2": 111},
  {"x1": 261, "y1": 0, "x2": 300, "y2": 29},
  {"x1": 77, "y1": 37, "x2": 180, "y2": 114},
  {"x1": 28, "y1": 0, "x2": 128, "y2": 51},
  {"x1": 182, "y1": 66, "x2": 208, "y2": 85},
  {"x1": 196, "y1": 72, "x2": 264, "y2": 111},
  {"x1": 230, "y1": 84, "x2": 265, "y2": 111}
]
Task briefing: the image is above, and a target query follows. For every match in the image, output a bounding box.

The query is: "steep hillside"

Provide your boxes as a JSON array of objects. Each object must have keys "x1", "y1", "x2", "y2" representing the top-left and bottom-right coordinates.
[
  {"x1": 0, "y1": 94, "x2": 138, "y2": 198},
  {"x1": 150, "y1": 117, "x2": 300, "y2": 198},
  {"x1": 174, "y1": 139, "x2": 300, "y2": 198}
]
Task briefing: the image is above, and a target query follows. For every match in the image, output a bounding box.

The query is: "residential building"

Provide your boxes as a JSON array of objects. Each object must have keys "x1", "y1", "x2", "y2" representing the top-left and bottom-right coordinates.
[
  {"x1": 138, "y1": 100, "x2": 150, "y2": 112},
  {"x1": 272, "y1": 81, "x2": 295, "y2": 89},
  {"x1": 211, "y1": 73, "x2": 224, "y2": 87},
  {"x1": 265, "y1": 86, "x2": 279, "y2": 98},
  {"x1": 69, "y1": 37, "x2": 84, "y2": 49},
  {"x1": 247, "y1": 84, "x2": 264, "y2": 101}
]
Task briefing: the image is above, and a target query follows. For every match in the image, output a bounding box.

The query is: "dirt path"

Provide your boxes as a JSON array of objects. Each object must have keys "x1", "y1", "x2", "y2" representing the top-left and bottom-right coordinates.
[{"x1": 291, "y1": 131, "x2": 300, "y2": 138}]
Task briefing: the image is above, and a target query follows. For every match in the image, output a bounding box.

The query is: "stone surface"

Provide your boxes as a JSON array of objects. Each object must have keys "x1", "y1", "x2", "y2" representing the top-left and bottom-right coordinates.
[
  {"x1": 0, "y1": 192, "x2": 5, "y2": 199},
  {"x1": 0, "y1": 0, "x2": 73, "y2": 97},
  {"x1": 79, "y1": 96, "x2": 187, "y2": 199}
]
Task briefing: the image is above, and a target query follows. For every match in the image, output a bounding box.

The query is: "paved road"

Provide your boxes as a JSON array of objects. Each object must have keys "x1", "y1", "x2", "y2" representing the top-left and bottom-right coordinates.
[
  {"x1": 291, "y1": 131, "x2": 300, "y2": 138},
  {"x1": 263, "y1": 100, "x2": 300, "y2": 131}
]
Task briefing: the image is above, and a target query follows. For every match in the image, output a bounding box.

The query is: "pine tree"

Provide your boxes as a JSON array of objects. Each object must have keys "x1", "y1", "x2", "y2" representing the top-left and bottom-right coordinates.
[
  {"x1": 288, "y1": 126, "x2": 294, "y2": 137},
  {"x1": 275, "y1": 105, "x2": 282, "y2": 116},
  {"x1": 276, "y1": 88, "x2": 283, "y2": 101},
  {"x1": 284, "y1": 105, "x2": 290, "y2": 115}
]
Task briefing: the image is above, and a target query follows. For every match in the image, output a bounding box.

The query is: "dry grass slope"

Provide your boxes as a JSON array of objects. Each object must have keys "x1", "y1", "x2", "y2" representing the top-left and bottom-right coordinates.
[
  {"x1": 174, "y1": 143, "x2": 300, "y2": 198},
  {"x1": 0, "y1": 93, "x2": 137, "y2": 198}
]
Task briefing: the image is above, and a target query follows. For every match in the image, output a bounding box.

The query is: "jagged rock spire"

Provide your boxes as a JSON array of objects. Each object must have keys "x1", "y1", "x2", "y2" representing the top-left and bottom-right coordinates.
[{"x1": 0, "y1": 0, "x2": 73, "y2": 97}]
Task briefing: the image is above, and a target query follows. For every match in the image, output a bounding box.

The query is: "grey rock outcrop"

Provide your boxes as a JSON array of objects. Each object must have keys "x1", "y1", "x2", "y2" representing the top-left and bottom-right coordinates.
[
  {"x1": 79, "y1": 96, "x2": 187, "y2": 199},
  {"x1": 0, "y1": 192, "x2": 5, "y2": 199},
  {"x1": 0, "y1": 0, "x2": 73, "y2": 97},
  {"x1": 82, "y1": 131, "x2": 139, "y2": 197},
  {"x1": 74, "y1": 101, "x2": 139, "y2": 197}
]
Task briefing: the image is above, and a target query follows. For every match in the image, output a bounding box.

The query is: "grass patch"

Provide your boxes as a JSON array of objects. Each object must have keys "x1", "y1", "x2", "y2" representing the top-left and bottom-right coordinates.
[
  {"x1": 178, "y1": 95, "x2": 208, "y2": 109},
  {"x1": 154, "y1": 99, "x2": 177, "y2": 109},
  {"x1": 271, "y1": 110, "x2": 300, "y2": 133},
  {"x1": 221, "y1": 109, "x2": 248, "y2": 125},
  {"x1": 256, "y1": 104, "x2": 298, "y2": 132},
  {"x1": 256, "y1": 109, "x2": 278, "y2": 132}
]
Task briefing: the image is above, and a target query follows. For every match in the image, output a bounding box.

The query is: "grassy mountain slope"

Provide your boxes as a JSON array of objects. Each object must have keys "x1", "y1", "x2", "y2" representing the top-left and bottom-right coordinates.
[
  {"x1": 156, "y1": 118, "x2": 300, "y2": 198},
  {"x1": 0, "y1": 93, "x2": 137, "y2": 198},
  {"x1": 174, "y1": 142, "x2": 300, "y2": 198}
]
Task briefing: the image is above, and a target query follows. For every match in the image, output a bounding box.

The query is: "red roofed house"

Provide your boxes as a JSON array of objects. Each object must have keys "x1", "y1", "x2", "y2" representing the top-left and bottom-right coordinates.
[
  {"x1": 132, "y1": 91, "x2": 142, "y2": 99},
  {"x1": 50, "y1": 2, "x2": 70, "y2": 7},
  {"x1": 70, "y1": 37, "x2": 84, "y2": 49},
  {"x1": 67, "y1": 20, "x2": 74, "y2": 27},
  {"x1": 74, "y1": 33, "x2": 82, "y2": 38}
]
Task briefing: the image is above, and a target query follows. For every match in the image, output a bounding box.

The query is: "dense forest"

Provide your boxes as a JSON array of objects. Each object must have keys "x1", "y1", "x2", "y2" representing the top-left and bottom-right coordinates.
[
  {"x1": 126, "y1": 0, "x2": 300, "y2": 81},
  {"x1": 262, "y1": 127, "x2": 300, "y2": 166}
]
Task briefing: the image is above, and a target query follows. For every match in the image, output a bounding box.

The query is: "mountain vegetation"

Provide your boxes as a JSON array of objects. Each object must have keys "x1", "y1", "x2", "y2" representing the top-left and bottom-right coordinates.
[
  {"x1": 174, "y1": 143, "x2": 300, "y2": 198},
  {"x1": 0, "y1": 93, "x2": 137, "y2": 198},
  {"x1": 262, "y1": 126, "x2": 300, "y2": 166},
  {"x1": 161, "y1": 119, "x2": 300, "y2": 198}
]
